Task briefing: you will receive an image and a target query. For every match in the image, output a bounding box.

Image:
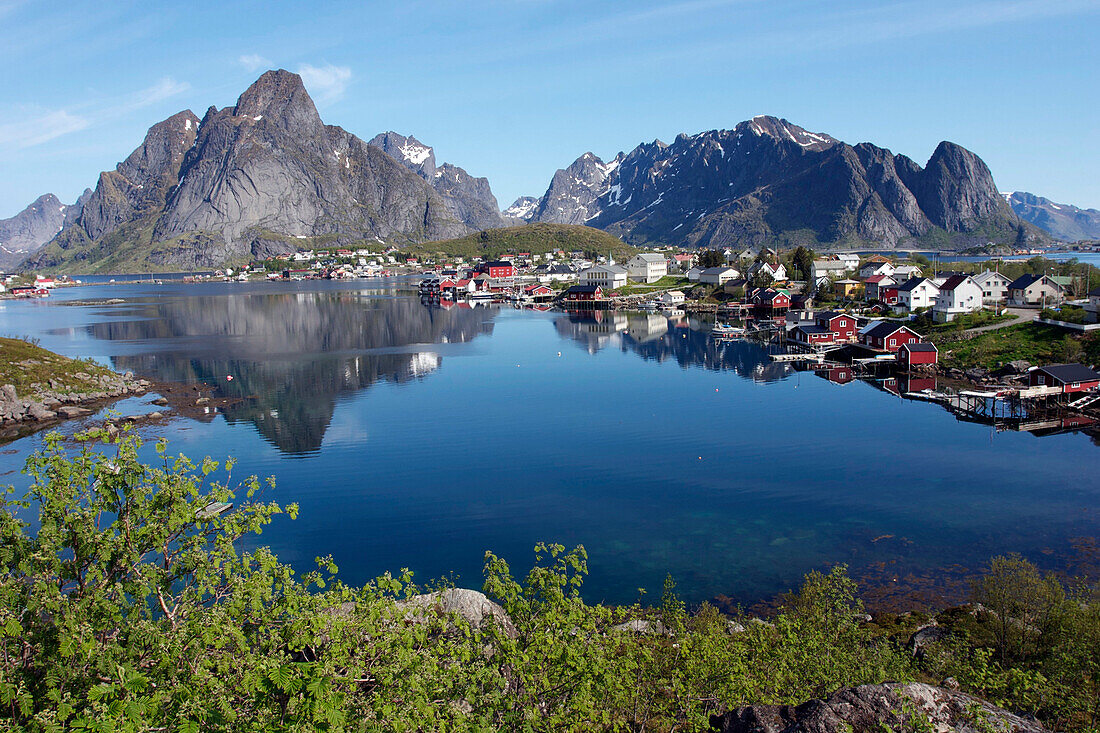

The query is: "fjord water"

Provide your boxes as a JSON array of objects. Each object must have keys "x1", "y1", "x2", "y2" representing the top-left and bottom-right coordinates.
[{"x1": 1, "y1": 280, "x2": 1097, "y2": 608}]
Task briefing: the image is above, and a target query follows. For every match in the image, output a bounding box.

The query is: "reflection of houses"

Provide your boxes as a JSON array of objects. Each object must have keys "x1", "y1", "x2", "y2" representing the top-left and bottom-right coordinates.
[
  {"x1": 625, "y1": 314, "x2": 669, "y2": 343},
  {"x1": 816, "y1": 366, "x2": 855, "y2": 385}
]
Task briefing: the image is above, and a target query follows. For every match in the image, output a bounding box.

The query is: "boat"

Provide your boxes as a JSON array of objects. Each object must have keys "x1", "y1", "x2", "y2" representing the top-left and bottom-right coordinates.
[{"x1": 711, "y1": 322, "x2": 744, "y2": 336}]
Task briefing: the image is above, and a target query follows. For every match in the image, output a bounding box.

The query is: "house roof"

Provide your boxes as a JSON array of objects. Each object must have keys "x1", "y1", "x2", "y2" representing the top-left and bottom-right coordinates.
[
  {"x1": 632, "y1": 253, "x2": 665, "y2": 263},
  {"x1": 1008, "y1": 273, "x2": 1049, "y2": 290},
  {"x1": 795, "y1": 325, "x2": 832, "y2": 335},
  {"x1": 865, "y1": 254, "x2": 891, "y2": 263},
  {"x1": 815, "y1": 310, "x2": 849, "y2": 322},
  {"x1": 585, "y1": 264, "x2": 627, "y2": 274},
  {"x1": 863, "y1": 321, "x2": 912, "y2": 340},
  {"x1": 565, "y1": 284, "x2": 602, "y2": 294},
  {"x1": 901, "y1": 342, "x2": 937, "y2": 353},
  {"x1": 864, "y1": 275, "x2": 893, "y2": 284},
  {"x1": 813, "y1": 259, "x2": 847, "y2": 269},
  {"x1": 973, "y1": 270, "x2": 1010, "y2": 284},
  {"x1": 484, "y1": 260, "x2": 513, "y2": 268},
  {"x1": 939, "y1": 274, "x2": 973, "y2": 292},
  {"x1": 1036, "y1": 363, "x2": 1100, "y2": 383},
  {"x1": 895, "y1": 277, "x2": 933, "y2": 292},
  {"x1": 702, "y1": 266, "x2": 737, "y2": 275}
]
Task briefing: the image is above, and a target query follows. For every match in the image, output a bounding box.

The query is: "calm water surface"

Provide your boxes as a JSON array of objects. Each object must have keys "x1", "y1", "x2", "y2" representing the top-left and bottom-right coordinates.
[{"x1": 1, "y1": 280, "x2": 1097, "y2": 609}]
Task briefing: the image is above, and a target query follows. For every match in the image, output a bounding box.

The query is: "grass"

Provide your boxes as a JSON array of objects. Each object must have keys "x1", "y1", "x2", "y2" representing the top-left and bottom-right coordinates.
[
  {"x1": 912, "y1": 310, "x2": 1015, "y2": 336},
  {"x1": 614, "y1": 275, "x2": 691, "y2": 295},
  {"x1": 935, "y1": 323, "x2": 1100, "y2": 370},
  {"x1": 409, "y1": 223, "x2": 639, "y2": 262},
  {"x1": 0, "y1": 337, "x2": 118, "y2": 398}
]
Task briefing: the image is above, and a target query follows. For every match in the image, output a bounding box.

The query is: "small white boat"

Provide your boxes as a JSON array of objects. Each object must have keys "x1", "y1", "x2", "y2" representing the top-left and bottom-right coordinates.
[{"x1": 711, "y1": 322, "x2": 744, "y2": 336}]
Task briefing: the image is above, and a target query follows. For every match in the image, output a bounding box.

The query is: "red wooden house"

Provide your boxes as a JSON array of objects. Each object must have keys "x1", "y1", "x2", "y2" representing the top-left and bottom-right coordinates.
[
  {"x1": 1028, "y1": 364, "x2": 1100, "y2": 394},
  {"x1": 524, "y1": 283, "x2": 554, "y2": 301},
  {"x1": 814, "y1": 311, "x2": 857, "y2": 341},
  {"x1": 859, "y1": 322, "x2": 922, "y2": 352},
  {"x1": 563, "y1": 284, "x2": 604, "y2": 301},
  {"x1": 750, "y1": 287, "x2": 790, "y2": 315},
  {"x1": 479, "y1": 260, "x2": 516, "y2": 279},
  {"x1": 897, "y1": 342, "x2": 938, "y2": 368}
]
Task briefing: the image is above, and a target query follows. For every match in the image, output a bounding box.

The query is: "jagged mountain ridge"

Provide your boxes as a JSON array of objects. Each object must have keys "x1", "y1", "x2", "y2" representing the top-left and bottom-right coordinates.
[
  {"x1": 528, "y1": 116, "x2": 1042, "y2": 249},
  {"x1": 1003, "y1": 191, "x2": 1100, "y2": 242},
  {"x1": 367, "y1": 132, "x2": 506, "y2": 231},
  {"x1": 0, "y1": 192, "x2": 89, "y2": 270},
  {"x1": 503, "y1": 196, "x2": 539, "y2": 222},
  {"x1": 28, "y1": 71, "x2": 493, "y2": 272}
]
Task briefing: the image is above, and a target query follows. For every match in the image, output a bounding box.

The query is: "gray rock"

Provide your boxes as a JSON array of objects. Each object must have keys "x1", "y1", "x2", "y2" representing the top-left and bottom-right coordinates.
[
  {"x1": 57, "y1": 406, "x2": 92, "y2": 418},
  {"x1": 1, "y1": 385, "x2": 18, "y2": 403},
  {"x1": 611, "y1": 619, "x2": 672, "y2": 636},
  {"x1": 27, "y1": 403, "x2": 55, "y2": 421},
  {"x1": 709, "y1": 682, "x2": 1051, "y2": 733},
  {"x1": 152, "y1": 397, "x2": 169, "y2": 406},
  {"x1": 399, "y1": 588, "x2": 516, "y2": 639},
  {"x1": 908, "y1": 623, "x2": 949, "y2": 657}
]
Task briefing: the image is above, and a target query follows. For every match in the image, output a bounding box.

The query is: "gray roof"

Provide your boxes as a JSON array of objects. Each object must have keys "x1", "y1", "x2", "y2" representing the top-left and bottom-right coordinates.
[{"x1": 1036, "y1": 363, "x2": 1100, "y2": 383}]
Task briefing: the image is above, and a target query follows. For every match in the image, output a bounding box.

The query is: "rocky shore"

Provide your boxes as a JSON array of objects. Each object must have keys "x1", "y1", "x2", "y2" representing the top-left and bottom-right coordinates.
[{"x1": 0, "y1": 373, "x2": 150, "y2": 425}]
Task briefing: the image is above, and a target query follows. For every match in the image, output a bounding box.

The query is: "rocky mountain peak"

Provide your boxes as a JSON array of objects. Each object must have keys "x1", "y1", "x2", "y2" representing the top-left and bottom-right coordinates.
[
  {"x1": 737, "y1": 115, "x2": 838, "y2": 152},
  {"x1": 0, "y1": 192, "x2": 84, "y2": 270},
  {"x1": 503, "y1": 196, "x2": 539, "y2": 221},
  {"x1": 1004, "y1": 190, "x2": 1100, "y2": 241},
  {"x1": 232, "y1": 69, "x2": 320, "y2": 131},
  {"x1": 117, "y1": 110, "x2": 200, "y2": 186},
  {"x1": 368, "y1": 132, "x2": 437, "y2": 178}
]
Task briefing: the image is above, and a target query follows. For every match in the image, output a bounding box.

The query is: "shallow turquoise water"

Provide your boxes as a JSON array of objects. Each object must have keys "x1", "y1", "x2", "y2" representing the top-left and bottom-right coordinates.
[{"x1": 0, "y1": 280, "x2": 1097, "y2": 607}]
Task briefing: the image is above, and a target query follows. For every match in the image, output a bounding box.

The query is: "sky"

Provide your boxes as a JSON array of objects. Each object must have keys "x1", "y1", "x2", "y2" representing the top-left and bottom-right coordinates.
[{"x1": 1, "y1": 0, "x2": 1099, "y2": 218}]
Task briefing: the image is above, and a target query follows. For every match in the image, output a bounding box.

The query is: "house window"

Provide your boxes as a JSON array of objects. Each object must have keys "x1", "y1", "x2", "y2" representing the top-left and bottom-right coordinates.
[
  {"x1": 1037, "y1": 375, "x2": 1045, "y2": 385},
  {"x1": 1072, "y1": 382, "x2": 1080, "y2": 388},
  {"x1": 889, "y1": 338, "x2": 896, "y2": 346}
]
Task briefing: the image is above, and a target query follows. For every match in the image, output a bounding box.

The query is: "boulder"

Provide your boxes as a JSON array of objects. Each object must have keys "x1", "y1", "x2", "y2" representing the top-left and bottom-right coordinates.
[
  {"x1": 611, "y1": 619, "x2": 672, "y2": 636},
  {"x1": 57, "y1": 405, "x2": 92, "y2": 418},
  {"x1": 26, "y1": 402, "x2": 55, "y2": 421},
  {"x1": 400, "y1": 588, "x2": 516, "y2": 639},
  {"x1": 908, "y1": 623, "x2": 948, "y2": 657},
  {"x1": 709, "y1": 682, "x2": 1050, "y2": 733},
  {"x1": 0, "y1": 385, "x2": 17, "y2": 403}
]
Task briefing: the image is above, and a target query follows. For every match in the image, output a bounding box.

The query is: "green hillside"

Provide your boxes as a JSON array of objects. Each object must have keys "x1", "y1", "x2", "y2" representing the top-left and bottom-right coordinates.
[{"x1": 407, "y1": 223, "x2": 639, "y2": 261}]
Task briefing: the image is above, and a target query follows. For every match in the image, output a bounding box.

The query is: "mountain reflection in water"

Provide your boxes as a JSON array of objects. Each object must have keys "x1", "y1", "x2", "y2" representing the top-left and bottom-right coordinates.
[{"x1": 90, "y1": 292, "x2": 498, "y2": 454}]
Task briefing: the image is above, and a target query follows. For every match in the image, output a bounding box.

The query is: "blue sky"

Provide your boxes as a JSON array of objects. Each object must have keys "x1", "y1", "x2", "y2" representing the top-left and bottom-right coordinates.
[{"x1": 1, "y1": 0, "x2": 1099, "y2": 218}]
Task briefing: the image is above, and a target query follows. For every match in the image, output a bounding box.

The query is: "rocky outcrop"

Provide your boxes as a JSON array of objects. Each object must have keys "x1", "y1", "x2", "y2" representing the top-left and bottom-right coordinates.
[
  {"x1": 530, "y1": 116, "x2": 1044, "y2": 250},
  {"x1": 0, "y1": 193, "x2": 84, "y2": 270},
  {"x1": 0, "y1": 374, "x2": 148, "y2": 426},
  {"x1": 399, "y1": 588, "x2": 517, "y2": 639},
  {"x1": 367, "y1": 131, "x2": 506, "y2": 231},
  {"x1": 709, "y1": 683, "x2": 1050, "y2": 733},
  {"x1": 1004, "y1": 191, "x2": 1100, "y2": 242}
]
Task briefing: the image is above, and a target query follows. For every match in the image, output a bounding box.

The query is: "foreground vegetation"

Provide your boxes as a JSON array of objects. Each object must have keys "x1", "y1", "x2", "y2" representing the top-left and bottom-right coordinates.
[{"x1": 1, "y1": 431, "x2": 1097, "y2": 731}]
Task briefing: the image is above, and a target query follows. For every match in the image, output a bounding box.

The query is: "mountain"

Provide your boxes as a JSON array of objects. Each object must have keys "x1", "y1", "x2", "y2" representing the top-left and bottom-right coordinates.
[
  {"x1": 0, "y1": 192, "x2": 88, "y2": 270},
  {"x1": 30, "y1": 70, "x2": 470, "y2": 272},
  {"x1": 528, "y1": 116, "x2": 1043, "y2": 250},
  {"x1": 367, "y1": 132, "x2": 506, "y2": 231},
  {"x1": 503, "y1": 196, "x2": 539, "y2": 221},
  {"x1": 1003, "y1": 192, "x2": 1100, "y2": 242}
]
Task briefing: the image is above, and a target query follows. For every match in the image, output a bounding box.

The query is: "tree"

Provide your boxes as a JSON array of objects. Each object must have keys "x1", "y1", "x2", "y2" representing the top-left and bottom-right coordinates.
[
  {"x1": 698, "y1": 249, "x2": 724, "y2": 269},
  {"x1": 749, "y1": 270, "x2": 775, "y2": 289},
  {"x1": 971, "y1": 554, "x2": 1064, "y2": 663},
  {"x1": 791, "y1": 246, "x2": 815, "y2": 281}
]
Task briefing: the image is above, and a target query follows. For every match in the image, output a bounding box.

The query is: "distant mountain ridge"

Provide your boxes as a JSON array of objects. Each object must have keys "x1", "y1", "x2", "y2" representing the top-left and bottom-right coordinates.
[
  {"x1": 0, "y1": 192, "x2": 88, "y2": 270},
  {"x1": 1002, "y1": 191, "x2": 1100, "y2": 242},
  {"x1": 521, "y1": 116, "x2": 1044, "y2": 250},
  {"x1": 13, "y1": 76, "x2": 1063, "y2": 271}
]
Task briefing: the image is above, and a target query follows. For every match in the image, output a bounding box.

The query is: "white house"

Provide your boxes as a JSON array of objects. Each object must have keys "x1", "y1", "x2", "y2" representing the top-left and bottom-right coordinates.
[
  {"x1": 626, "y1": 253, "x2": 668, "y2": 283},
  {"x1": 859, "y1": 261, "x2": 895, "y2": 278},
  {"x1": 580, "y1": 264, "x2": 628, "y2": 290},
  {"x1": 1086, "y1": 286, "x2": 1100, "y2": 323},
  {"x1": 686, "y1": 267, "x2": 704, "y2": 282},
  {"x1": 748, "y1": 260, "x2": 786, "y2": 282},
  {"x1": 894, "y1": 277, "x2": 940, "y2": 311},
  {"x1": 811, "y1": 259, "x2": 848, "y2": 281},
  {"x1": 972, "y1": 270, "x2": 1012, "y2": 305},
  {"x1": 699, "y1": 266, "x2": 740, "y2": 286},
  {"x1": 1007, "y1": 274, "x2": 1064, "y2": 307},
  {"x1": 933, "y1": 275, "x2": 984, "y2": 322},
  {"x1": 836, "y1": 253, "x2": 860, "y2": 271},
  {"x1": 892, "y1": 265, "x2": 922, "y2": 281},
  {"x1": 656, "y1": 290, "x2": 685, "y2": 306}
]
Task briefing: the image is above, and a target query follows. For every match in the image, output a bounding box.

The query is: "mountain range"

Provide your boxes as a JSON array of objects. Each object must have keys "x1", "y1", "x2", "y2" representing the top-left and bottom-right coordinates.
[
  {"x1": 1002, "y1": 191, "x2": 1100, "y2": 242},
  {"x1": 5, "y1": 69, "x2": 1089, "y2": 272}
]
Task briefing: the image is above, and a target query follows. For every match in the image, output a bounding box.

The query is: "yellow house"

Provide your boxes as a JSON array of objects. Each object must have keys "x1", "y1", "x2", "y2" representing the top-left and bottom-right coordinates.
[{"x1": 835, "y1": 279, "x2": 860, "y2": 297}]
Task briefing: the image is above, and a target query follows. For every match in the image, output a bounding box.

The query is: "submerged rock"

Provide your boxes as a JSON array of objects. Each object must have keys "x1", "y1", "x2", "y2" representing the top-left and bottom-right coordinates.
[{"x1": 709, "y1": 682, "x2": 1049, "y2": 733}]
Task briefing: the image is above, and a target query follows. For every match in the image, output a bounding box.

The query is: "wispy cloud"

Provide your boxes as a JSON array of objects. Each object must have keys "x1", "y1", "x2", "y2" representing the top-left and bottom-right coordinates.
[
  {"x1": 0, "y1": 108, "x2": 89, "y2": 149},
  {"x1": 296, "y1": 63, "x2": 352, "y2": 103},
  {"x1": 238, "y1": 53, "x2": 272, "y2": 72},
  {"x1": 0, "y1": 76, "x2": 190, "y2": 150},
  {"x1": 128, "y1": 77, "x2": 191, "y2": 109}
]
